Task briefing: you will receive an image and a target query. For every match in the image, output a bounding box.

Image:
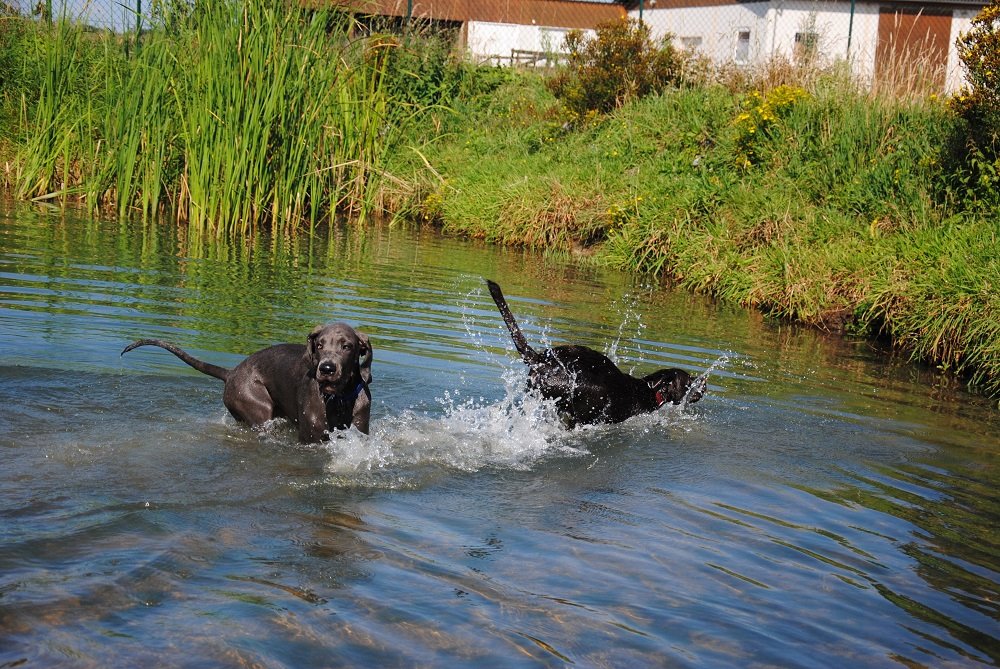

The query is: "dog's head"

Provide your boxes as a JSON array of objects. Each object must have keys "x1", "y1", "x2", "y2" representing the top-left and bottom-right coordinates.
[
  {"x1": 305, "y1": 323, "x2": 372, "y2": 395},
  {"x1": 645, "y1": 368, "x2": 703, "y2": 406}
]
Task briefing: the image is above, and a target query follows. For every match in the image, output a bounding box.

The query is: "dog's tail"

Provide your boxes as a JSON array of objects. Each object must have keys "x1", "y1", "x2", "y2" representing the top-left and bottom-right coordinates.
[
  {"x1": 121, "y1": 339, "x2": 231, "y2": 381},
  {"x1": 486, "y1": 280, "x2": 542, "y2": 364}
]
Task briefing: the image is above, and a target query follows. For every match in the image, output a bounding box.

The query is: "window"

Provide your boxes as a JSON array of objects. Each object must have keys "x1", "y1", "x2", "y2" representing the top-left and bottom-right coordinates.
[{"x1": 735, "y1": 29, "x2": 751, "y2": 63}]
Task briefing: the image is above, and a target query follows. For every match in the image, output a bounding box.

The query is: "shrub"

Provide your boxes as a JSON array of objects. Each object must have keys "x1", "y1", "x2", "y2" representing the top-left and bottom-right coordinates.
[
  {"x1": 956, "y1": 0, "x2": 1000, "y2": 112},
  {"x1": 732, "y1": 85, "x2": 809, "y2": 167},
  {"x1": 948, "y1": 0, "x2": 1000, "y2": 210},
  {"x1": 383, "y1": 32, "x2": 477, "y2": 111},
  {"x1": 548, "y1": 17, "x2": 684, "y2": 119}
]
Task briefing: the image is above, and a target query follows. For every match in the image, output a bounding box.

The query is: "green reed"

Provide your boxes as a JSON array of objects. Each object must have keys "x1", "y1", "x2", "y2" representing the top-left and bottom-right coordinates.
[
  {"x1": 14, "y1": 0, "x2": 394, "y2": 234},
  {"x1": 14, "y1": 16, "x2": 85, "y2": 201}
]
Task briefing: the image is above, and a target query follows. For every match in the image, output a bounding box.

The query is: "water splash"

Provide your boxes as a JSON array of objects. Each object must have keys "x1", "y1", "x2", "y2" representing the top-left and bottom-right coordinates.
[
  {"x1": 318, "y1": 369, "x2": 582, "y2": 488},
  {"x1": 605, "y1": 290, "x2": 648, "y2": 372},
  {"x1": 312, "y1": 350, "x2": 727, "y2": 489},
  {"x1": 683, "y1": 353, "x2": 730, "y2": 407},
  {"x1": 310, "y1": 285, "x2": 723, "y2": 488}
]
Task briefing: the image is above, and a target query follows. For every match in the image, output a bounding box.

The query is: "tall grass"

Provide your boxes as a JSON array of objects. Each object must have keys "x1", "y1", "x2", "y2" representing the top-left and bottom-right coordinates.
[
  {"x1": 12, "y1": 0, "x2": 395, "y2": 234},
  {"x1": 12, "y1": 16, "x2": 91, "y2": 201}
]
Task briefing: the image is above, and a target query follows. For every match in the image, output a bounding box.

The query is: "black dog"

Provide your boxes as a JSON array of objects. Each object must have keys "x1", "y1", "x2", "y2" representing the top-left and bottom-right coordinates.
[
  {"x1": 121, "y1": 323, "x2": 372, "y2": 441},
  {"x1": 487, "y1": 280, "x2": 702, "y2": 426}
]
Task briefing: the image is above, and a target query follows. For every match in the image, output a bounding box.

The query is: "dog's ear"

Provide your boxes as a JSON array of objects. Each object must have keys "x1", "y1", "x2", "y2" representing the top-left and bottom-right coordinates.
[
  {"x1": 304, "y1": 325, "x2": 324, "y2": 365},
  {"x1": 668, "y1": 370, "x2": 692, "y2": 402},
  {"x1": 356, "y1": 331, "x2": 372, "y2": 384}
]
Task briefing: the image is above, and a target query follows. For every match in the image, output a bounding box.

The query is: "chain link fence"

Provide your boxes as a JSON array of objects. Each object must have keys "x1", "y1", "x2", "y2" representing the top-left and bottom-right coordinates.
[
  {"x1": 6, "y1": 0, "x2": 146, "y2": 31},
  {"x1": 7, "y1": 0, "x2": 982, "y2": 93}
]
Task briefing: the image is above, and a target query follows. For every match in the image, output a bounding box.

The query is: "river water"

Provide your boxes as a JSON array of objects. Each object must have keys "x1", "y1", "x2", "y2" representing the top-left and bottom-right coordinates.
[{"x1": 1, "y1": 200, "x2": 997, "y2": 667}]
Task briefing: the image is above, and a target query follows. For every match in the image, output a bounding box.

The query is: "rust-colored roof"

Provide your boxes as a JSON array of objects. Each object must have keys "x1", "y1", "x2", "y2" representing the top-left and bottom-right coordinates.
[
  {"x1": 334, "y1": 0, "x2": 625, "y2": 28},
  {"x1": 620, "y1": 0, "x2": 984, "y2": 9}
]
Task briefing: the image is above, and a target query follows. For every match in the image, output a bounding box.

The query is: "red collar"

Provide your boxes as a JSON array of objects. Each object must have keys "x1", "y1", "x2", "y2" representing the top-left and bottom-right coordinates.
[{"x1": 654, "y1": 389, "x2": 667, "y2": 408}]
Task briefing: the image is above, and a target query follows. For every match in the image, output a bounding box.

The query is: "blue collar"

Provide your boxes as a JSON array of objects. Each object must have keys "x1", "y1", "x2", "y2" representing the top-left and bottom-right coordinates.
[{"x1": 324, "y1": 381, "x2": 365, "y2": 408}]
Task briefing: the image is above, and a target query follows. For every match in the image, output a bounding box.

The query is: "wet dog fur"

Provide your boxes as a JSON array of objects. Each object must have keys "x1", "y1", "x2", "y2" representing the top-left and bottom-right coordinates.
[
  {"x1": 121, "y1": 323, "x2": 372, "y2": 441},
  {"x1": 486, "y1": 280, "x2": 702, "y2": 427}
]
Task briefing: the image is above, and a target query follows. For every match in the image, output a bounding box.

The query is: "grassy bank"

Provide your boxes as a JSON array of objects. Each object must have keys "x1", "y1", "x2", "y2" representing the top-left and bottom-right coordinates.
[
  {"x1": 3, "y1": 9, "x2": 998, "y2": 400},
  {"x1": 389, "y1": 72, "x2": 1000, "y2": 398}
]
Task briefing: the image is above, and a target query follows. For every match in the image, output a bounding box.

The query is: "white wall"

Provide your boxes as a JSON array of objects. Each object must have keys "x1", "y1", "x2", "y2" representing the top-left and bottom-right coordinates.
[
  {"x1": 760, "y1": 1, "x2": 881, "y2": 81},
  {"x1": 639, "y1": 3, "x2": 769, "y2": 64},
  {"x1": 947, "y1": 8, "x2": 978, "y2": 92},
  {"x1": 633, "y1": 0, "x2": 974, "y2": 92},
  {"x1": 467, "y1": 21, "x2": 592, "y2": 64}
]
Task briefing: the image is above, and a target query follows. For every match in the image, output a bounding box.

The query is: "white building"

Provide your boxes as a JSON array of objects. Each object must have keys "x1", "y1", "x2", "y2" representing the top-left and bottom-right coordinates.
[
  {"x1": 347, "y1": 0, "x2": 625, "y2": 66},
  {"x1": 341, "y1": 0, "x2": 983, "y2": 92},
  {"x1": 629, "y1": 0, "x2": 985, "y2": 92}
]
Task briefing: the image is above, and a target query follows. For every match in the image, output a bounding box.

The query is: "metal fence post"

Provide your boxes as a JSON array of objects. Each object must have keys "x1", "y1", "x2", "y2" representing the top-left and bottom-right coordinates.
[
  {"x1": 847, "y1": 0, "x2": 856, "y2": 57},
  {"x1": 136, "y1": 0, "x2": 143, "y2": 44}
]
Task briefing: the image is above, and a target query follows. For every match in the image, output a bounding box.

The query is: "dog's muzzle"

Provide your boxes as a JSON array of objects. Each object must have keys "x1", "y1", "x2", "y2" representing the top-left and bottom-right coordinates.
[{"x1": 316, "y1": 360, "x2": 345, "y2": 393}]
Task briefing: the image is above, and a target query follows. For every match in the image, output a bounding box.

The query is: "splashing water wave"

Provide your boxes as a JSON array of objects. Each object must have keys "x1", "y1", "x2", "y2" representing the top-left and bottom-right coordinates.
[
  {"x1": 317, "y1": 369, "x2": 578, "y2": 488},
  {"x1": 310, "y1": 355, "x2": 722, "y2": 489},
  {"x1": 302, "y1": 286, "x2": 727, "y2": 489}
]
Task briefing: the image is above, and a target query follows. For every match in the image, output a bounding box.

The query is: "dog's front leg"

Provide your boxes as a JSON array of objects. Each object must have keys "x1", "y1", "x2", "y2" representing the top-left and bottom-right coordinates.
[
  {"x1": 351, "y1": 385, "x2": 371, "y2": 435},
  {"x1": 297, "y1": 381, "x2": 328, "y2": 443}
]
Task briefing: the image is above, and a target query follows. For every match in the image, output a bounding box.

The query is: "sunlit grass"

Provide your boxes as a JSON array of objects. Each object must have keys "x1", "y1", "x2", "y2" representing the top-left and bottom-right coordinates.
[{"x1": 393, "y1": 69, "x2": 1000, "y2": 397}]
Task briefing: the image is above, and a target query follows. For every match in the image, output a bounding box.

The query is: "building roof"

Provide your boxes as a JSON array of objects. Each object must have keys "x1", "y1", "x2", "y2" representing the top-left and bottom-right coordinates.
[
  {"x1": 333, "y1": 0, "x2": 625, "y2": 27},
  {"x1": 621, "y1": 0, "x2": 986, "y2": 10}
]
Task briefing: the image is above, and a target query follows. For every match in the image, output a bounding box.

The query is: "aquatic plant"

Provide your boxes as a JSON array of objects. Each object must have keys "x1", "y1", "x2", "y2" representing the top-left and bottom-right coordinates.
[{"x1": 12, "y1": 0, "x2": 395, "y2": 233}]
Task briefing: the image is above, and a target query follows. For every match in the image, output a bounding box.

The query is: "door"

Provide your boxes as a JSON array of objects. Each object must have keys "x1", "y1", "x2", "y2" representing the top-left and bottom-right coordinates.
[{"x1": 874, "y1": 6, "x2": 951, "y2": 95}]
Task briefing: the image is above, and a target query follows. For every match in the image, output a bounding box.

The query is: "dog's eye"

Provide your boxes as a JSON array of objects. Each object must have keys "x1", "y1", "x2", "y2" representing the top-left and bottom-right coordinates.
[
  {"x1": 315, "y1": 341, "x2": 324, "y2": 350},
  {"x1": 342, "y1": 342, "x2": 354, "y2": 351}
]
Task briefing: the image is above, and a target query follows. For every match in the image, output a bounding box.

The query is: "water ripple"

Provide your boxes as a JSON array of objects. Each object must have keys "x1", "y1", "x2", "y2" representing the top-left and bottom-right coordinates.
[{"x1": 2, "y1": 205, "x2": 999, "y2": 667}]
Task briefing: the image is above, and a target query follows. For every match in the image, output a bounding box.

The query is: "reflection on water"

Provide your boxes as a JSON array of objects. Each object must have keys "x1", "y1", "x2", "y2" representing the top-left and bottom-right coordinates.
[{"x1": 1, "y1": 200, "x2": 998, "y2": 667}]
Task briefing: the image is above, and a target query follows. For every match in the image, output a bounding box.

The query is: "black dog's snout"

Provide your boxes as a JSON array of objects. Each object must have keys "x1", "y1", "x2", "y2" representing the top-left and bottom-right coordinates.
[{"x1": 318, "y1": 361, "x2": 338, "y2": 376}]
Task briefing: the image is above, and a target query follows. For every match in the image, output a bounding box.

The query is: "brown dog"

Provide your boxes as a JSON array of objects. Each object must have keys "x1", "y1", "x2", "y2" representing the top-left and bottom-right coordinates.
[{"x1": 121, "y1": 323, "x2": 372, "y2": 441}]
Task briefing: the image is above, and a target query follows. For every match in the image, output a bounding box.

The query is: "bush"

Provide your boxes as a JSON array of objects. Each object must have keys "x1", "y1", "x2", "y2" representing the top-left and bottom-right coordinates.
[
  {"x1": 383, "y1": 32, "x2": 477, "y2": 111},
  {"x1": 732, "y1": 85, "x2": 809, "y2": 168},
  {"x1": 956, "y1": 0, "x2": 1000, "y2": 111},
  {"x1": 380, "y1": 30, "x2": 516, "y2": 145},
  {"x1": 548, "y1": 17, "x2": 684, "y2": 119},
  {"x1": 948, "y1": 0, "x2": 1000, "y2": 210}
]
